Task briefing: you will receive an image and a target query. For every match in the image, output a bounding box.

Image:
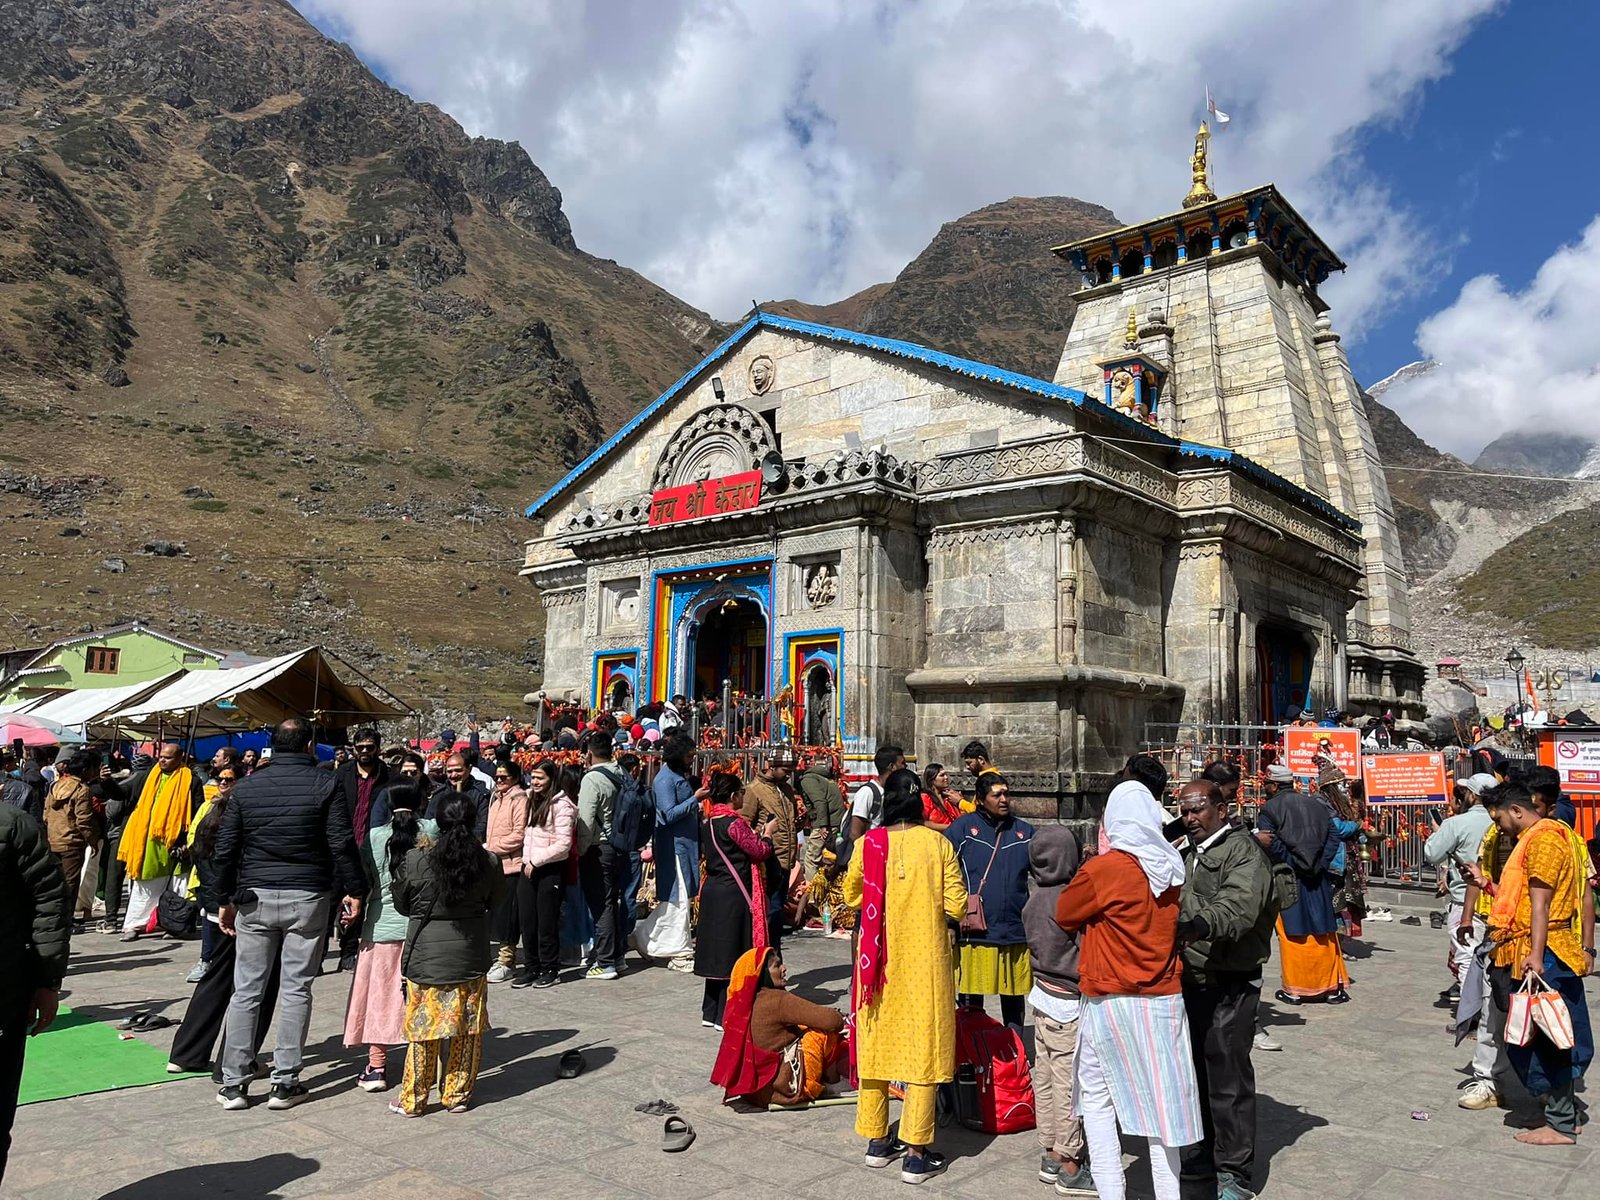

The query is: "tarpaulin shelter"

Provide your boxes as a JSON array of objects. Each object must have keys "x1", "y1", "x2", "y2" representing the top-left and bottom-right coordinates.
[
  {"x1": 16, "y1": 673, "x2": 187, "y2": 731},
  {"x1": 103, "y1": 646, "x2": 409, "y2": 735}
]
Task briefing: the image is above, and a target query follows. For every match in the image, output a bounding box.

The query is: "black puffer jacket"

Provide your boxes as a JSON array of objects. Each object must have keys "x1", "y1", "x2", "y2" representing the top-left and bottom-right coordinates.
[
  {"x1": 393, "y1": 843, "x2": 506, "y2": 987},
  {"x1": 0, "y1": 804, "x2": 70, "y2": 1013},
  {"x1": 212, "y1": 751, "x2": 366, "y2": 901}
]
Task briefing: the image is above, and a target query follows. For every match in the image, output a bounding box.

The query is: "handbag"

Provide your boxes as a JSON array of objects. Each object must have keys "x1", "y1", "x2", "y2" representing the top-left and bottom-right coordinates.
[
  {"x1": 156, "y1": 883, "x2": 199, "y2": 939},
  {"x1": 1523, "y1": 972, "x2": 1576, "y2": 1049},
  {"x1": 959, "y1": 832, "x2": 1002, "y2": 935},
  {"x1": 1504, "y1": 972, "x2": 1568, "y2": 1049}
]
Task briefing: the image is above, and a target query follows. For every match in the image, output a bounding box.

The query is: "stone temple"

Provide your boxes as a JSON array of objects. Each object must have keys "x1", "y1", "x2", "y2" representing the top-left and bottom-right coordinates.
[{"x1": 521, "y1": 130, "x2": 1425, "y2": 812}]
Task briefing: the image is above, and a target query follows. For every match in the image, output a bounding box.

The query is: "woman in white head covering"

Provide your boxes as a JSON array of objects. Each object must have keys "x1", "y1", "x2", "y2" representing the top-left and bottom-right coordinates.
[{"x1": 1055, "y1": 762, "x2": 1202, "y2": 1200}]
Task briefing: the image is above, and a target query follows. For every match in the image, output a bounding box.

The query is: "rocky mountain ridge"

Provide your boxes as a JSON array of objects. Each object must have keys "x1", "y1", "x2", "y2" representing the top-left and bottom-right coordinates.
[{"x1": 0, "y1": 0, "x2": 722, "y2": 713}]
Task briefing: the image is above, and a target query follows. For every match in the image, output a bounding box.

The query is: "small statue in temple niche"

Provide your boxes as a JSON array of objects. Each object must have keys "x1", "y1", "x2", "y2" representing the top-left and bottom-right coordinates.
[
  {"x1": 806, "y1": 563, "x2": 838, "y2": 609},
  {"x1": 1111, "y1": 369, "x2": 1139, "y2": 415}
]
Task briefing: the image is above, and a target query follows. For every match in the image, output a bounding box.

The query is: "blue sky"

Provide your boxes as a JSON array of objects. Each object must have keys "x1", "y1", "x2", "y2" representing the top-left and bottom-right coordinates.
[
  {"x1": 1346, "y1": 0, "x2": 1597, "y2": 388},
  {"x1": 300, "y1": 1, "x2": 1596, "y2": 457}
]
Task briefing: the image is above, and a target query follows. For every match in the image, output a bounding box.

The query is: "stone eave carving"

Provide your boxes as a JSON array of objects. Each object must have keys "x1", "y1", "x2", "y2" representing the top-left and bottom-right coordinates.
[{"x1": 905, "y1": 662, "x2": 1185, "y2": 700}]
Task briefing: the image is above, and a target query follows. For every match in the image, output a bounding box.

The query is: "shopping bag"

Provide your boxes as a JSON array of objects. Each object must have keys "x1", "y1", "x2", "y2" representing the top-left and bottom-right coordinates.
[
  {"x1": 1505, "y1": 974, "x2": 1537, "y2": 1047},
  {"x1": 1529, "y1": 977, "x2": 1576, "y2": 1050}
]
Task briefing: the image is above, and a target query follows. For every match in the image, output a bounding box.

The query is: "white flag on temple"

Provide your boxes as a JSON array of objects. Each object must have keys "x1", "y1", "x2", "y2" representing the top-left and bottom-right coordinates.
[{"x1": 1207, "y1": 88, "x2": 1230, "y2": 130}]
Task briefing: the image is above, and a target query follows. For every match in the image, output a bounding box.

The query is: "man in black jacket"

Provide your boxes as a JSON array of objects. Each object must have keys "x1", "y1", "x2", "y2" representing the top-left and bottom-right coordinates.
[
  {"x1": 432, "y1": 752, "x2": 490, "y2": 842},
  {"x1": 212, "y1": 718, "x2": 366, "y2": 1111},
  {"x1": 331, "y1": 731, "x2": 389, "y2": 970},
  {"x1": 0, "y1": 803, "x2": 70, "y2": 1184}
]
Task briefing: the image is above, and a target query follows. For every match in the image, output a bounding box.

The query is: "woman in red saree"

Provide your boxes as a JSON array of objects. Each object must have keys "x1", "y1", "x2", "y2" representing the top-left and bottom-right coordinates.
[{"x1": 710, "y1": 946, "x2": 847, "y2": 1106}]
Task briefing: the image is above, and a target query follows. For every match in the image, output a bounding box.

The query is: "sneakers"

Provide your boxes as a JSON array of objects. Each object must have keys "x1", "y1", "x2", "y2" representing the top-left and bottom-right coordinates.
[
  {"x1": 901, "y1": 1149, "x2": 948, "y2": 1185},
  {"x1": 186, "y1": 960, "x2": 209, "y2": 985},
  {"x1": 864, "y1": 1136, "x2": 907, "y2": 1168},
  {"x1": 532, "y1": 971, "x2": 558, "y2": 989},
  {"x1": 1217, "y1": 1171, "x2": 1257, "y2": 1200},
  {"x1": 509, "y1": 972, "x2": 536, "y2": 989},
  {"x1": 266, "y1": 1082, "x2": 309, "y2": 1109},
  {"x1": 1367, "y1": 906, "x2": 1393, "y2": 922},
  {"x1": 666, "y1": 955, "x2": 696, "y2": 973},
  {"x1": 487, "y1": 963, "x2": 513, "y2": 984},
  {"x1": 1459, "y1": 1080, "x2": 1499, "y2": 1110},
  {"x1": 217, "y1": 1085, "x2": 250, "y2": 1110},
  {"x1": 1326, "y1": 988, "x2": 1352, "y2": 1005},
  {"x1": 1055, "y1": 1162, "x2": 1097, "y2": 1196},
  {"x1": 1039, "y1": 1155, "x2": 1062, "y2": 1185},
  {"x1": 586, "y1": 964, "x2": 618, "y2": 981},
  {"x1": 357, "y1": 1065, "x2": 388, "y2": 1093},
  {"x1": 1252, "y1": 1029, "x2": 1283, "y2": 1053}
]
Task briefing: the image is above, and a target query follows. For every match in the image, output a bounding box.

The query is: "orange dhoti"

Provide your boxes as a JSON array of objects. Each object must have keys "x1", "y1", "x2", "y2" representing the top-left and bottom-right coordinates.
[{"x1": 1276, "y1": 917, "x2": 1350, "y2": 999}]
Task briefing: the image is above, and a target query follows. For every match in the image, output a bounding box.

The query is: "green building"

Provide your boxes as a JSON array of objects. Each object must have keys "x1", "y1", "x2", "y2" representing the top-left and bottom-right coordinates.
[{"x1": 0, "y1": 622, "x2": 227, "y2": 708}]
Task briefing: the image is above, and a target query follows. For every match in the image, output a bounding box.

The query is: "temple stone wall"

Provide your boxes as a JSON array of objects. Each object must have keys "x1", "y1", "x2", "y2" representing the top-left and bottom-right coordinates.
[{"x1": 1077, "y1": 520, "x2": 1166, "y2": 674}]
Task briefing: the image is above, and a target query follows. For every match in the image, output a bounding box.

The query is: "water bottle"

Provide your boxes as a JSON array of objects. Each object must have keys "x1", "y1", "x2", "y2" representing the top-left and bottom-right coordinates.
[{"x1": 822, "y1": 909, "x2": 833, "y2": 935}]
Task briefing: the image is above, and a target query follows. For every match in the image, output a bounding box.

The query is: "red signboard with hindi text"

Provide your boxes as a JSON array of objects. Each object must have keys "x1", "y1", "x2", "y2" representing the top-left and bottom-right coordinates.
[
  {"x1": 648, "y1": 470, "x2": 762, "y2": 527},
  {"x1": 1284, "y1": 728, "x2": 1361, "y2": 779},
  {"x1": 1362, "y1": 752, "x2": 1449, "y2": 806}
]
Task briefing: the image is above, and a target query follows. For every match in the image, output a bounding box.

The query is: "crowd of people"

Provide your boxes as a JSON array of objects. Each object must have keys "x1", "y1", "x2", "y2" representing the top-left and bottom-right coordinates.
[{"x1": 2, "y1": 718, "x2": 1597, "y2": 1195}]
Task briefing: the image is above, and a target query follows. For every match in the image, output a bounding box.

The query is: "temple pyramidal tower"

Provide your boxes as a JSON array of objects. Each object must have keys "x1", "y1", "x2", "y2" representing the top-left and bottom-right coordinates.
[{"x1": 1051, "y1": 125, "x2": 1424, "y2": 723}]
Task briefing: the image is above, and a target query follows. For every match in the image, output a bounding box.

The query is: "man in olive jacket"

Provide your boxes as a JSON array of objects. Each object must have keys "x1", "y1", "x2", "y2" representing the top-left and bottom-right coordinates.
[
  {"x1": 0, "y1": 803, "x2": 71, "y2": 1184},
  {"x1": 1176, "y1": 778, "x2": 1276, "y2": 1200}
]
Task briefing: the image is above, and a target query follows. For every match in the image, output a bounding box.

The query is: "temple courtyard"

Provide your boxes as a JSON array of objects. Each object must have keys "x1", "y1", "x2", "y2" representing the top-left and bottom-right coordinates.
[{"x1": 6, "y1": 901, "x2": 1597, "y2": 1199}]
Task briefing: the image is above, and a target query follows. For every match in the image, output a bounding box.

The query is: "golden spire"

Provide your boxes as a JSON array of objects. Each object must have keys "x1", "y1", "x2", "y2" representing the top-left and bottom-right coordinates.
[
  {"x1": 1124, "y1": 308, "x2": 1139, "y2": 347},
  {"x1": 1182, "y1": 120, "x2": 1216, "y2": 209}
]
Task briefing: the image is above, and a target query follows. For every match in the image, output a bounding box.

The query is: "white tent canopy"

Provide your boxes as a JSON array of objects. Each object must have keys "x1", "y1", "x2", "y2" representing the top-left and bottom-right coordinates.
[
  {"x1": 19, "y1": 673, "x2": 187, "y2": 730},
  {"x1": 104, "y1": 646, "x2": 409, "y2": 734}
]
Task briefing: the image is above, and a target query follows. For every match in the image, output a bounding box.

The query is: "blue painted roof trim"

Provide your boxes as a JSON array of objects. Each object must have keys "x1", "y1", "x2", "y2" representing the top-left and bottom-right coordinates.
[{"x1": 523, "y1": 312, "x2": 1360, "y2": 535}]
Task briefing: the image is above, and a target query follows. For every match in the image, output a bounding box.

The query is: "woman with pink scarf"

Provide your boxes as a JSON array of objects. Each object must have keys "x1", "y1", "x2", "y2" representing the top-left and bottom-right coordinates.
[{"x1": 843, "y1": 768, "x2": 967, "y2": 1186}]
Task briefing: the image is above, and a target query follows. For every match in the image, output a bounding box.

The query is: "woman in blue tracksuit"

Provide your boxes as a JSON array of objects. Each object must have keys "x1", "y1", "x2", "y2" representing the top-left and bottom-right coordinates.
[{"x1": 946, "y1": 771, "x2": 1035, "y2": 1027}]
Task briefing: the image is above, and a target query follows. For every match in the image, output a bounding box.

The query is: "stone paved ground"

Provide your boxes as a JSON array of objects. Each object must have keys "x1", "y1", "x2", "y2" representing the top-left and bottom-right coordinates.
[{"x1": 6, "y1": 907, "x2": 1598, "y2": 1199}]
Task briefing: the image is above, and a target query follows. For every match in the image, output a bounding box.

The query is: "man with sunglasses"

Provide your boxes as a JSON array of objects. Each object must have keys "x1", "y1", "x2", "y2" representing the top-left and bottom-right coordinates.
[{"x1": 332, "y1": 731, "x2": 390, "y2": 971}]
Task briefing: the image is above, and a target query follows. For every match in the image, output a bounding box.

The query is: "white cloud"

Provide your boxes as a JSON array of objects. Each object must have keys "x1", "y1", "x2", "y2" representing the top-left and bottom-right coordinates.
[
  {"x1": 1375, "y1": 215, "x2": 1600, "y2": 459},
  {"x1": 297, "y1": 0, "x2": 1499, "y2": 331}
]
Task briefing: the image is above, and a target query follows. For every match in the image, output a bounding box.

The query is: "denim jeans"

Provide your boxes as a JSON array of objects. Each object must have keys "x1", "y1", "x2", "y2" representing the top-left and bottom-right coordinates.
[
  {"x1": 220, "y1": 889, "x2": 331, "y2": 1088},
  {"x1": 1502, "y1": 950, "x2": 1595, "y2": 1136}
]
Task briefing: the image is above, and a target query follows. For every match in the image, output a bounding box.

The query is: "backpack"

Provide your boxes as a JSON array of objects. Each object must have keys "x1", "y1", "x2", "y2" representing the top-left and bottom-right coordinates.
[
  {"x1": 597, "y1": 765, "x2": 653, "y2": 853},
  {"x1": 857, "y1": 780, "x2": 884, "y2": 829},
  {"x1": 953, "y1": 1006, "x2": 1036, "y2": 1134}
]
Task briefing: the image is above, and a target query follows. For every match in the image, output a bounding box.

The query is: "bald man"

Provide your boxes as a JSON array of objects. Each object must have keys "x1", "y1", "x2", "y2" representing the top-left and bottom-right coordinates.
[{"x1": 117, "y1": 743, "x2": 204, "y2": 941}]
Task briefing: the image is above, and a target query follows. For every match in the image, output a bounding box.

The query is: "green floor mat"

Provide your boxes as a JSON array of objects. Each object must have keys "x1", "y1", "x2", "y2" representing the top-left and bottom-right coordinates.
[{"x1": 18, "y1": 1007, "x2": 202, "y2": 1105}]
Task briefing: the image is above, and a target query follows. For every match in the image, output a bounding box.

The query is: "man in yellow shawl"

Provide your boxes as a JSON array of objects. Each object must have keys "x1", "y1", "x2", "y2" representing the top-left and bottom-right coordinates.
[
  {"x1": 116, "y1": 744, "x2": 203, "y2": 941},
  {"x1": 1484, "y1": 783, "x2": 1594, "y2": 1146}
]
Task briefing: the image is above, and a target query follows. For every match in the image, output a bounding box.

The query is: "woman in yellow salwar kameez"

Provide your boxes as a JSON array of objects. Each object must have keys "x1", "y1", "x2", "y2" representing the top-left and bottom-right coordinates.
[{"x1": 843, "y1": 768, "x2": 966, "y2": 1186}]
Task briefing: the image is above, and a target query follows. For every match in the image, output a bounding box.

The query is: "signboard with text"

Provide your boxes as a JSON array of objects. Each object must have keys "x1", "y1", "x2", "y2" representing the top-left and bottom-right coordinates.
[
  {"x1": 648, "y1": 470, "x2": 762, "y2": 527},
  {"x1": 1549, "y1": 732, "x2": 1600, "y2": 788},
  {"x1": 1362, "y1": 751, "x2": 1449, "y2": 806},
  {"x1": 1284, "y1": 727, "x2": 1361, "y2": 779}
]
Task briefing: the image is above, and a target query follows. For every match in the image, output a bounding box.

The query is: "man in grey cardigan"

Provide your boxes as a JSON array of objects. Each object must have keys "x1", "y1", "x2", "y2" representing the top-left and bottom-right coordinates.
[{"x1": 1177, "y1": 779, "x2": 1277, "y2": 1200}]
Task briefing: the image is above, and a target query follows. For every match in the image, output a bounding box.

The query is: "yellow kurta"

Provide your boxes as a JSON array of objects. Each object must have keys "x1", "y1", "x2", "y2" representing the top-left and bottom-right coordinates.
[{"x1": 843, "y1": 825, "x2": 966, "y2": 1084}]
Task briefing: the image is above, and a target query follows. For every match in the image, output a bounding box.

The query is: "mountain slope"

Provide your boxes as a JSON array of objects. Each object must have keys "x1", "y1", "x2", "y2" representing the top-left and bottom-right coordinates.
[
  {"x1": 0, "y1": 0, "x2": 722, "y2": 711},
  {"x1": 767, "y1": 195, "x2": 1119, "y2": 378}
]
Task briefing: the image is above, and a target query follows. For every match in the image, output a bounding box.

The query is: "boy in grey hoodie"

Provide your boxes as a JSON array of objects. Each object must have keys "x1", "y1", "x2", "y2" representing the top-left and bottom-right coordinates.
[{"x1": 1022, "y1": 825, "x2": 1095, "y2": 1197}]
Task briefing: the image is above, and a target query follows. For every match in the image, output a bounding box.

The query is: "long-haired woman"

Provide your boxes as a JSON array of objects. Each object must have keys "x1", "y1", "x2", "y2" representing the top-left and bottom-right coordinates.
[
  {"x1": 390, "y1": 796, "x2": 506, "y2": 1116},
  {"x1": 919, "y1": 763, "x2": 963, "y2": 830},
  {"x1": 515, "y1": 759, "x2": 575, "y2": 988},
  {"x1": 344, "y1": 782, "x2": 436, "y2": 1093},
  {"x1": 694, "y1": 771, "x2": 777, "y2": 1030}
]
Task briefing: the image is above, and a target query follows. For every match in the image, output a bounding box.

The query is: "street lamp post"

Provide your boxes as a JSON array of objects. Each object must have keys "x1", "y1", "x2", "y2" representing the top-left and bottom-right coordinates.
[{"x1": 1504, "y1": 647, "x2": 1525, "y2": 679}]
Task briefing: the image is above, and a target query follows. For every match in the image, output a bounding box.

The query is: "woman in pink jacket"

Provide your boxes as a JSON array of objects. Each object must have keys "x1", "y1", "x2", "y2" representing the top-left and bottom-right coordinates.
[
  {"x1": 484, "y1": 764, "x2": 530, "y2": 983},
  {"x1": 514, "y1": 760, "x2": 577, "y2": 989}
]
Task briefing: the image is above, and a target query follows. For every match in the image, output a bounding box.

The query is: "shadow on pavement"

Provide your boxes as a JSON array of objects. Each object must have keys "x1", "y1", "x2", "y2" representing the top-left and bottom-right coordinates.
[
  {"x1": 1251, "y1": 1091, "x2": 1330, "y2": 1191},
  {"x1": 98, "y1": 1152, "x2": 319, "y2": 1197}
]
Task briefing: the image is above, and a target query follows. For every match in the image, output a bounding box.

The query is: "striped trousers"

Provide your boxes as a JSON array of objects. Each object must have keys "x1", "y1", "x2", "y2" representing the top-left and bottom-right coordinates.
[{"x1": 397, "y1": 1033, "x2": 483, "y2": 1115}]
